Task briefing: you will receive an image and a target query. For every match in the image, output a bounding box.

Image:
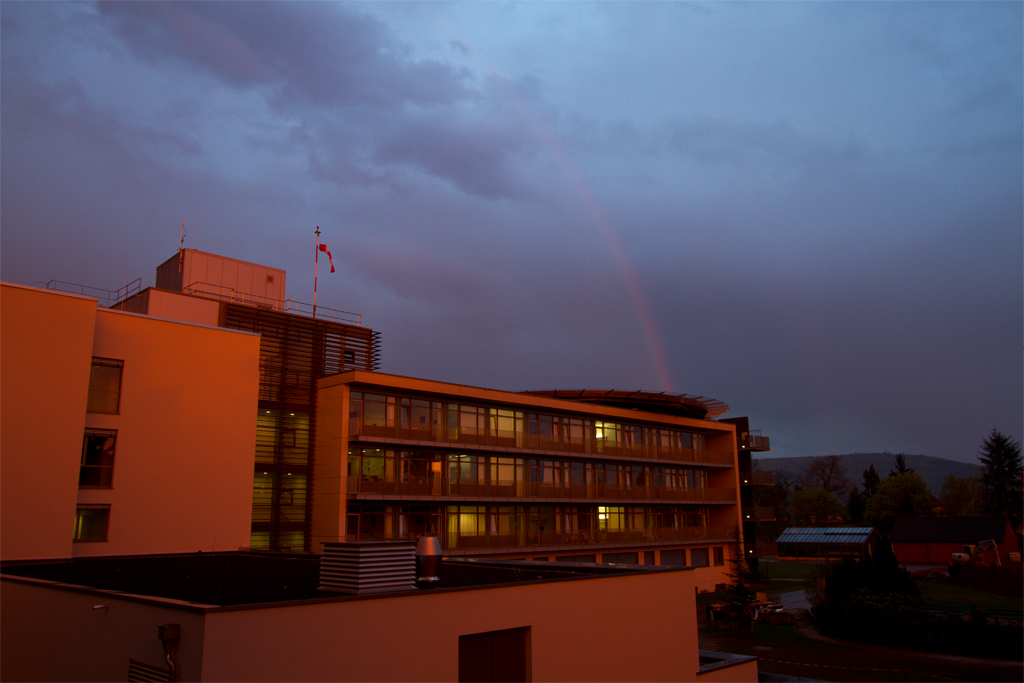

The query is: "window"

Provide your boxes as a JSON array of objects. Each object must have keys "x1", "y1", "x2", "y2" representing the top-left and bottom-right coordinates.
[
  {"x1": 690, "y1": 547, "x2": 710, "y2": 567},
  {"x1": 80, "y1": 429, "x2": 116, "y2": 487},
  {"x1": 74, "y1": 505, "x2": 109, "y2": 542},
  {"x1": 660, "y1": 549, "x2": 686, "y2": 566},
  {"x1": 713, "y1": 546, "x2": 725, "y2": 566},
  {"x1": 87, "y1": 358, "x2": 123, "y2": 414}
]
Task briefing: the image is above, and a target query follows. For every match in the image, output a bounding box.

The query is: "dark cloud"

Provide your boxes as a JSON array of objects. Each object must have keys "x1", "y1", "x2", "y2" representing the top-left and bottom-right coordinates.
[{"x1": 2, "y1": 1, "x2": 1020, "y2": 465}]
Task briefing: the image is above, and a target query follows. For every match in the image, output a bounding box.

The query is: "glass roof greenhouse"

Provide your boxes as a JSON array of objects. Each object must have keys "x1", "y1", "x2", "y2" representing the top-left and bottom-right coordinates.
[{"x1": 775, "y1": 526, "x2": 878, "y2": 559}]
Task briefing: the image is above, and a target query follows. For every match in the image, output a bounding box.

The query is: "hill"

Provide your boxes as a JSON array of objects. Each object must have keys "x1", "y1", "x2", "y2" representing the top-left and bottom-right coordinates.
[{"x1": 752, "y1": 453, "x2": 981, "y2": 496}]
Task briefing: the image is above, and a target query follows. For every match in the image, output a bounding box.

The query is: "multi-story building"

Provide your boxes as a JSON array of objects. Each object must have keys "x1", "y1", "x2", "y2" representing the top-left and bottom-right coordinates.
[
  {"x1": 5, "y1": 249, "x2": 759, "y2": 592},
  {"x1": 0, "y1": 282, "x2": 259, "y2": 561},
  {"x1": 720, "y1": 417, "x2": 775, "y2": 569},
  {"x1": 116, "y1": 249, "x2": 381, "y2": 553},
  {"x1": 315, "y1": 373, "x2": 747, "y2": 590}
]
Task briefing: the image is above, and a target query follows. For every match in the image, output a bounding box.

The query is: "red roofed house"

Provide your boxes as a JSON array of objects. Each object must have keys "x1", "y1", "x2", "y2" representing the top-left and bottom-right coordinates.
[{"x1": 889, "y1": 516, "x2": 1020, "y2": 565}]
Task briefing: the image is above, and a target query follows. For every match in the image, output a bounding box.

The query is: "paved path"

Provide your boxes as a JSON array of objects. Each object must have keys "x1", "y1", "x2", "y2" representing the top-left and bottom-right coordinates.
[{"x1": 777, "y1": 589, "x2": 811, "y2": 611}]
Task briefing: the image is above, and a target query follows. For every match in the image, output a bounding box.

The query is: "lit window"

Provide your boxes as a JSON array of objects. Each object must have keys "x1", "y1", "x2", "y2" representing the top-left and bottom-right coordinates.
[
  {"x1": 80, "y1": 429, "x2": 116, "y2": 488},
  {"x1": 74, "y1": 505, "x2": 109, "y2": 542},
  {"x1": 87, "y1": 358, "x2": 123, "y2": 414}
]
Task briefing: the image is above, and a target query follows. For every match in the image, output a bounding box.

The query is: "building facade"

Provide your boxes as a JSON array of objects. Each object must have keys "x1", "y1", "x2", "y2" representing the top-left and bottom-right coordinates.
[
  {"x1": 0, "y1": 282, "x2": 259, "y2": 561},
  {"x1": 117, "y1": 249, "x2": 381, "y2": 552},
  {"x1": 720, "y1": 417, "x2": 775, "y2": 567},
  {"x1": 314, "y1": 372, "x2": 747, "y2": 590}
]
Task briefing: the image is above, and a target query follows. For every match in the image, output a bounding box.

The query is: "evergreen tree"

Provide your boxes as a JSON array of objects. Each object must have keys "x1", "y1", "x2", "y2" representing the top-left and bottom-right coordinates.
[
  {"x1": 889, "y1": 453, "x2": 914, "y2": 477},
  {"x1": 862, "y1": 464, "x2": 881, "y2": 498},
  {"x1": 978, "y1": 429, "x2": 1023, "y2": 531},
  {"x1": 847, "y1": 486, "x2": 866, "y2": 523}
]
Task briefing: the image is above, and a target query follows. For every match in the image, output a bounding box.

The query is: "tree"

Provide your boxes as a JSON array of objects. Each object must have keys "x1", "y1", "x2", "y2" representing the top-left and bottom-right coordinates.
[
  {"x1": 862, "y1": 464, "x2": 881, "y2": 498},
  {"x1": 888, "y1": 453, "x2": 914, "y2": 477},
  {"x1": 978, "y1": 429, "x2": 1023, "y2": 531},
  {"x1": 790, "y1": 487, "x2": 849, "y2": 525},
  {"x1": 847, "y1": 486, "x2": 866, "y2": 523},
  {"x1": 938, "y1": 474, "x2": 985, "y2": 516},
  {"x1": 864, "y1": 472, "x2": 935, "y2": 534},
  {"x1": 799, "y1": 455, "x2": 853, "y2": 497}
]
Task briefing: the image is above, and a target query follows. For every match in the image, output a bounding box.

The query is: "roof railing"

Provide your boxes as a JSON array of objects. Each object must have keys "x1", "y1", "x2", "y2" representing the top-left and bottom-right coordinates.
[
  {"x1": 37, "y1": 278, "x2": 142, "y2": 308},
  {"x1": 183, "y1": 281, "x2": 362, "y2": 325}
]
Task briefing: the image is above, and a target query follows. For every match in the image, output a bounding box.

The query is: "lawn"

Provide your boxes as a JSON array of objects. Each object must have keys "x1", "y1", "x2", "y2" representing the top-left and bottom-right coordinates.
[
  {"x1": 916, "y1": 577, "x2": 1023, "y2": 614},
  {"x1": 758, "y1": 560, "x2": 820, "y2": 581}
]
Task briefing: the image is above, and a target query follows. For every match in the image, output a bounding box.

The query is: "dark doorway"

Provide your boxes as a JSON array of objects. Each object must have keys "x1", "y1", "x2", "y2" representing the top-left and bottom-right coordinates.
[{"x1": 458, "y1": 626, "x2": 531, "y2": 682}]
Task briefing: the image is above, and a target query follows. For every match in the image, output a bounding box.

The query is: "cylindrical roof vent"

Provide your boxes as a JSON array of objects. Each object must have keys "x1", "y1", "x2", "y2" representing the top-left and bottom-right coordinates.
[{"x1": 415, "y1": 535, "x2": 443, "y2": 587}]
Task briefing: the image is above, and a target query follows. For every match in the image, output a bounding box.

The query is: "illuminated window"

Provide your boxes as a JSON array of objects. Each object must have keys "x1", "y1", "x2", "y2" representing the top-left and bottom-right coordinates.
[
  {"x1": 79, "y1": 429, "x2": 116, "y2": 488},
  {"x1": 86, "y1": 358, "x2": 122, "y2": 414},
  {"x1": 74, "y1": 505, "x2": 109, "y2": 542}
]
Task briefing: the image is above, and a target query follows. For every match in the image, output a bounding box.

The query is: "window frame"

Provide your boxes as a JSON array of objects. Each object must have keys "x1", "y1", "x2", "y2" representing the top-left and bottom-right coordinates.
[
  {"x1": 79, "y1": 429, "x2": 117, "y2": 488},
  {"x1": 74, "y1": 504, "x2": 110, "y2": 543},
  {"x1": 86, "y1": 357, "x2": 124, "y2": 414}
]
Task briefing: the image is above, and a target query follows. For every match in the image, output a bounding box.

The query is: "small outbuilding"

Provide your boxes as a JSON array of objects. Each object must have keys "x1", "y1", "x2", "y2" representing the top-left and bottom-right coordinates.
[
  {"x1": 775, "y1": 526, "x2": 878, "y2": 561},
  {"x1": 890, "y1": 516, "x2": 1020, "y2": 566}
]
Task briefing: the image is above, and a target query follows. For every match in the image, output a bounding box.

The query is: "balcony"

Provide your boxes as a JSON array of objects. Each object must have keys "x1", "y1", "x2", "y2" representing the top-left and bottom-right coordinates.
[
  {"x1": 741, "y1": 506, "x2": 776, "y2": 522},
  {"x1": 345, "y1": 525, "x2": 738, "y2": 554},
  {"x1": 349, "y1": 419, "x2": 735, "y2": 467},
  {"x1": 739, "y1": 470, "x2": 773, "y2": 486},
  {"x1": 347, "y1": 475, "x2": 737, "y2": 504},
  {"x1": 738, "y1": 432, "x2": 770, "y2": 452},
  {"x1": 744, "y1": 541, "x2": 778, "y2": 559}
]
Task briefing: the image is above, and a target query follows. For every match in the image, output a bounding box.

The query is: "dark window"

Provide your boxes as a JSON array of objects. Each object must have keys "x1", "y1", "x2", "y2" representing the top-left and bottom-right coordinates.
[
  {"x1": 713, "y1": 546, "x2": 725, "y2": 566},
  {"x1": 74, "y1": 505, "x2": 109, "y2": 542},
  {"x1": 459, "y1": 627, "x2": 531, "y2": 683},
  {"x1": 644, "y1": 551, "x2": 656, "y2": 565},
  {"x1": 87, "y1": 358, "x2": 123, "y2": 414},
  {"x1": 601, "y1": 551, "x2": 638, "y2": 564},
  {"x1": 660, "y1": 549, "x2": 686, "y2": 566},
  {"x1": 554, "y1": 555, "x2": 596, "y2": 563},
  {"x1": 691, "y1": 547, "x2": 710, "y2": 567},
  {"x1": 80, "y1": 429, "x2": 116, "y2": 488}
]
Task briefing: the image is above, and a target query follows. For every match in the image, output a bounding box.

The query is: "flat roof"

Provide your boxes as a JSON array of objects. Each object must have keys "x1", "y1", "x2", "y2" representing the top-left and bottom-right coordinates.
[
  {"x1": 520, "y1": 389, "x2": 729, "y2": 420},
  {"x1": 0, "y1": 552, "x2": 677, "y2": 610}
]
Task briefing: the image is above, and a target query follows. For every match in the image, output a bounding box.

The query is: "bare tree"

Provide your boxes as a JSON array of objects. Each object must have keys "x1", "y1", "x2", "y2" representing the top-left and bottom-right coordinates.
[{"x1": 799, "y1": 455, "x2": 852, "y2": 497}]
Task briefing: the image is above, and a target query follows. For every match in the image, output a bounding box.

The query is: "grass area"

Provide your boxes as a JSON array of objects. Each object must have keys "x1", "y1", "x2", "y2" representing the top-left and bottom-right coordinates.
[
  {"x1": 916, "y1": 577, "x2": 1023, "y2": 613},
  {"x1": 759, "y1": 560, "x2": 820, "y2": 581}
]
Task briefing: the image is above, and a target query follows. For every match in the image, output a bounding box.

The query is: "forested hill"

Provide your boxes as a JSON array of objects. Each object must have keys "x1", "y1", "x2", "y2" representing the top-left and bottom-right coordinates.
[{"x1": 751, "y1": 453, "x2": 981, "y2": 495}]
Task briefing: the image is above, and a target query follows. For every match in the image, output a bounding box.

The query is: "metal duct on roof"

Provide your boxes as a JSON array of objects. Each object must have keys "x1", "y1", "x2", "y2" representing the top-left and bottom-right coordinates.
[{"x1": 319, "y1": 541, "x2": 417, "y2": 595}]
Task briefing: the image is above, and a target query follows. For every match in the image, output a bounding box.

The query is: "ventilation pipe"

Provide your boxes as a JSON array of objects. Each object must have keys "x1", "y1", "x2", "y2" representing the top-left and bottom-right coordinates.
[{"x1": 415, "y1": 535, "x2": 443, "y2": 587}]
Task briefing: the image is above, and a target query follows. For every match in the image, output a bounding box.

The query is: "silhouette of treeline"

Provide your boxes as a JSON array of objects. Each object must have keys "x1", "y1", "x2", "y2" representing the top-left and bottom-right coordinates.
[{"x1": 753, "y1": 453, "x2": 980, "y2": 495}]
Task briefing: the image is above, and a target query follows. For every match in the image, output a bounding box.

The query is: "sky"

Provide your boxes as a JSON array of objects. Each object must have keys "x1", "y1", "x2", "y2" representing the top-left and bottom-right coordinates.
[{"x1": 2, "y1": 2, "x2": 1021, "y2": 464}]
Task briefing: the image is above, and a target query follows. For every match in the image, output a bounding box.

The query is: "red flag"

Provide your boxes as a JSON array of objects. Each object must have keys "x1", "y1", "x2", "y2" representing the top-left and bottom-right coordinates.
[{"x1": 318, "y1": 243, "x2": 335, "y2": 272}]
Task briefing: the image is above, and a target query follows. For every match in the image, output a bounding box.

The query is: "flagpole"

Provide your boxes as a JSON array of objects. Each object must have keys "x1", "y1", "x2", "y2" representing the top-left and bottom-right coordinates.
[
  {"x1": 314, "y1": 226, "x2": 320, "y2": 319},
  {"x1": 179, "y1": 219, "x2": 185, "y2": 273}
]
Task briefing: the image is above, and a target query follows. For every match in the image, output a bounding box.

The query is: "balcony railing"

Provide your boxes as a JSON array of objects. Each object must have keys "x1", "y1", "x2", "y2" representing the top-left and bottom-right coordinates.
[
  {"x1": 741, "y1": 506, "x2": 776, "y2": 522},
  {"x1": 41, "y1": 278, "x2": 142, "y2": 308},
  {"x1": 348, "y1": 476, "x2": 736, "y2": 503},
  {"x1": 739, "y1": 470, "x2": 773, "y2": 486},
  {"x1": 350, "y1": 419, "x2": 735, "y2": 467},
  {"x1": 184, "y1": 281, "x2": 362, "y2": 325},
  {"x1": 744, "y1": 541, "x2": 778, "y2": 559},
  {"x1": 738, "y1": 432, "x2": 770, "y2": 451},
  {"x1": 345, "y1": 525, "x2": 737, "y2": 552}
]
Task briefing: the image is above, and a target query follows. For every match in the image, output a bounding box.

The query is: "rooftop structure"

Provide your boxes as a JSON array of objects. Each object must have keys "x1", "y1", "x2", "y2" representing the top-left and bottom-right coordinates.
[{"x1": 0, "y1": 552, "x2": 758, "y2": 682}]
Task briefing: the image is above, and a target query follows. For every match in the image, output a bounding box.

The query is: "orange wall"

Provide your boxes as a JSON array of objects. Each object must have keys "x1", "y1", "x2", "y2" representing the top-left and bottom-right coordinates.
[
  {"x1": 200, "y1": 570, "x2": 703, "y2": 682},
  {"x1": 0, "y1": 567, "x2": 753, "y2": 683},
  {"x1": 74, "y1": 309, "x2": 260, "y2": 556},
  {"x1": 0, "y1": 284, "x2": 97, "y2": 561},
  {"x1": 1, "y1": 577, "x2": 206, "y2": 682},
  {"x1": 311, "y1": 382, "x2": 349, "y2": 551},
  {"x1": 146, "y1": 289, "x2": 221, "y2": 327}
]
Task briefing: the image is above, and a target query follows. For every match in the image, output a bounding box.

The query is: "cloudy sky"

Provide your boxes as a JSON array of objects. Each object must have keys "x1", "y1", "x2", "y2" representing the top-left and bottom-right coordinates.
[{"x1": 2, "y1": 2, "x2": 1020, "y2": 464}]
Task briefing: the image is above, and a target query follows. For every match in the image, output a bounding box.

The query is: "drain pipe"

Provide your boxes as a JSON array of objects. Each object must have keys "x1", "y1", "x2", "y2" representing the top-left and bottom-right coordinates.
[{"x1": 158, "y1": 624, "x2": 180, "y2": 681}]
